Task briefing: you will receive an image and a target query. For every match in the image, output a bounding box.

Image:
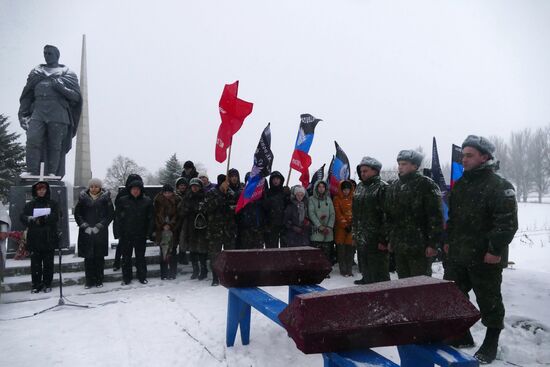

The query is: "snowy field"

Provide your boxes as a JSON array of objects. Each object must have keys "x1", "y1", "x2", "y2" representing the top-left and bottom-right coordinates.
[{"x1": 0, "y1": 202, "x2": 549, "y2": 367}]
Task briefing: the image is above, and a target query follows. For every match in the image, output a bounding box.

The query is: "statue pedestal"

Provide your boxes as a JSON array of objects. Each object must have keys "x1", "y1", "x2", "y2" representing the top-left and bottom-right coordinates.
[{"x1": 8, "y1": 178, "x2": 70, "y2": 254}]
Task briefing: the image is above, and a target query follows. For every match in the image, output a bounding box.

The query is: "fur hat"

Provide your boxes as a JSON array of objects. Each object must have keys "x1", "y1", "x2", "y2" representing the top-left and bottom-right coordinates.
[
  {"x1": 357, "y1": 156, "x2": 382, "y2": 173},
  {"x1": 397, "y1": 150, "x2": 424, "y2": 167},
  {"x1": 88, "y1": 178, "x2": 103, "y2": 188},
  {"x1": 462, "y1": 135, "x2": 496, "y2": 158}
]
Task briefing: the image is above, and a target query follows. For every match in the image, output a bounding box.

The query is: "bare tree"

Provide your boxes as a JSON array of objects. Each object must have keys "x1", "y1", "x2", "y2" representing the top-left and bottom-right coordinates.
[
  {"x1": 529, "y1": 127, "x2": 550, "y2": 203},
  {"x1": 488, "y1": 135, "x2": 510, "y2": 180},
  {"x1": 507, "y1": 128, "x2": 532, "y2": 202},
  {"x1": 104, "y1": 155, "x2": 147, "y2": 191}
]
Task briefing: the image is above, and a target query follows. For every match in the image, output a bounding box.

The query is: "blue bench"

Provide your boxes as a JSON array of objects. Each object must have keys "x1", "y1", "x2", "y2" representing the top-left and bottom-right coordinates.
[{"x1": 225, "y1": 285, "x2": 478, "y2": 367}]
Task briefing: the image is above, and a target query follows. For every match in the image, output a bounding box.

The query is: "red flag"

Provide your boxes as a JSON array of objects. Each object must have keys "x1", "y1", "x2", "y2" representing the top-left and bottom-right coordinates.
[{"x1": 215, "y1": 81, "x2": 254, "y2": 163}]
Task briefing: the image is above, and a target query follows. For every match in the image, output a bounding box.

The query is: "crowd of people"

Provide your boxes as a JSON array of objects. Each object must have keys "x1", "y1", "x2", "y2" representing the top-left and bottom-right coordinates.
[{"x1": 19, "y1": 135, "x2": 518, "y2": 364}]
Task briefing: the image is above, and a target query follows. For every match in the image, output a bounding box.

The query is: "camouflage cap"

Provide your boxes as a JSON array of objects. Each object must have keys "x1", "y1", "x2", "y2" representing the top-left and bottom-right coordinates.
[
  {"x1": 462, "y1": 135, "x2": 495, "y2": 158},
  {"x1": 189, "y1": 178, "x2": 203, "y2": 188},
  {"x1": 397, "y1": 150, "x2": 424, "y2": 167}
]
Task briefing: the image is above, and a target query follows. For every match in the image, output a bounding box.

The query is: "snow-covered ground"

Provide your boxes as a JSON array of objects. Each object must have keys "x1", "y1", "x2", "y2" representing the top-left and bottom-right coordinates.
[{"x1": 0, "y1": 203, "x2": 548, "y2": 367}]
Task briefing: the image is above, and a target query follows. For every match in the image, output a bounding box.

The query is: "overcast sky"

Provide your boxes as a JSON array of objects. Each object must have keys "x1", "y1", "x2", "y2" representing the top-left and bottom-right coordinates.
[{"x1": 1, "y1": 0, "x2": 549, "y2": 186}]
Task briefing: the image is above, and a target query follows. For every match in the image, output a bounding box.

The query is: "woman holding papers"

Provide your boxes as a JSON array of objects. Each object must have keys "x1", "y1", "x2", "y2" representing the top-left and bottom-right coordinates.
[{"x1": 20, "y1": 181, "x2": 61, "y2": 293}]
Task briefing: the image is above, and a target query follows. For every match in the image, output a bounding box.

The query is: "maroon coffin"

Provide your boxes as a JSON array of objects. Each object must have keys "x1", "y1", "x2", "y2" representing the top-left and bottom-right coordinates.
[
  {"x1": 278, "y1": 276, "x2": 481, "y2": 354},
  {"x1": 212, "y1": 247, "x2": 332, "y2": 287}
]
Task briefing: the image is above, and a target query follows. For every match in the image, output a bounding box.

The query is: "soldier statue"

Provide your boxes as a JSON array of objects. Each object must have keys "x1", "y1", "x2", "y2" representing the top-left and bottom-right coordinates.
[{"x1": 19, "y1": 44, "x2": 82, "y2": 178}]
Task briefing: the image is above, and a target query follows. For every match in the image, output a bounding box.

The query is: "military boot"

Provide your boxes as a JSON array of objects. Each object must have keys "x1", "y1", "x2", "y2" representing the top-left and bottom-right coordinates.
[
  {"x1": 211, "y1": 272, "x2": 219, "y2": 286},
  {"x1": 474, "y1": 328, "x2": 501, "y2": 364},
  {"x1": 198, "y1": 255, "x2": 208, "y2": 280}
]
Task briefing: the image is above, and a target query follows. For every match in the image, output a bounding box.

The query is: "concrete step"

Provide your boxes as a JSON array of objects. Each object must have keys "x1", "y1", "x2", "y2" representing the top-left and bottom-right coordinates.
[
  {"x1": 1, "y1": 264, "x2": 196, "y2": 293},
  {"x1": 4, "y1": 245, "x2": 162, "y2": 277}
]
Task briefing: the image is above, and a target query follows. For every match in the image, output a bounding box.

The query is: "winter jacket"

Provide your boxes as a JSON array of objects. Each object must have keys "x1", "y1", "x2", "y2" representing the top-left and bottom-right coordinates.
[
  {"x1": 153, "y1": 192, "x2": 181, "y2": 244},
  {"x1": 283, "y1": 187, "x2": 311, "y2": 247},
  {"x1": 333, "y1": 181, "x2": 354, "y2": 245},
  {"x1": 204, "y1": 185, "x2": 233, "y2": 246},
  {"x1": 385, "y1": 171, "x2": 444, "y2": 252},
  {"x1": 180, "y1": 188, "x2": 208, "y2": 253},
  {"x1": 74, "y1": 189, "x2": 114, "y2": 258},
  {"x1": 114, "y1": 184, "x2": 154, "y2": 242},
  {"x1": 263, "y1": 171, "x2": 289, "y2": 229},
  {"x1": 20, "y1": 181, "x2": 61, "y2": 252},
  {"x1": 352, "y1": 174, "x2": 388, "y2": 252},
  {"x1": 113, "y1": 174, "x2": 144, "y2": 239},
  {"x1": 446, "y1": 161, "x2": 518, "y2": 266},
  {"x1": 308, "y1": 180, "x2": 335, "y2": 242}
]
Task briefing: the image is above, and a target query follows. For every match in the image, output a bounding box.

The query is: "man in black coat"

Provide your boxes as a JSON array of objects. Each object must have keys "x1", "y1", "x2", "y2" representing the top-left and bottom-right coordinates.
[
  {"x1": 114, "y1": 179, "x2": 154, "y2": 285},
  {"x1": 20, "y1": 181, "x2": 61, "y2": 293},
  {"x1": 263, "y1": 171, "x2": 289, "y2": 248}
]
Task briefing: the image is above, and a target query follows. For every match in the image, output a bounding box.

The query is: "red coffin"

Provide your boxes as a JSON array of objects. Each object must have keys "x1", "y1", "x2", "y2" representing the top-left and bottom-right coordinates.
[
  {"x1": 278, "y1": 276, "x2": 481, "y2": 354},
  {"x1": 212, "y1": 247, "x2": 332, "y2": 287}
]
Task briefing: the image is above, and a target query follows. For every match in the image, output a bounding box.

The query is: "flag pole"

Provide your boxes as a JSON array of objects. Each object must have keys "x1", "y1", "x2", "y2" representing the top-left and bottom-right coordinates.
[
  {"x1": 226, "y1": 138, "x2": 233, "y2": 176},
  {"x1": 286, "y1": 166, "x2": 292, "y2": 187}
]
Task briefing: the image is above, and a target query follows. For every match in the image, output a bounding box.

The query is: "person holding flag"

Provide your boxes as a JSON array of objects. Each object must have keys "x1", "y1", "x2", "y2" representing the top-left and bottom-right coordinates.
[
  {"x1": 289, "y1": 114, "x2": 322, "y2": 187},
  {"x1": 235, "y1": 124, "x2": 274, "y2": 249}
]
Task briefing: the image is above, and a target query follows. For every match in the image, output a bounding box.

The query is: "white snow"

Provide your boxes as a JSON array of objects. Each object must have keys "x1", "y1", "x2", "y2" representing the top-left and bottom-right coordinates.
[{"x1": 0, "y1": 203, "x2": 549, "y2": 366}]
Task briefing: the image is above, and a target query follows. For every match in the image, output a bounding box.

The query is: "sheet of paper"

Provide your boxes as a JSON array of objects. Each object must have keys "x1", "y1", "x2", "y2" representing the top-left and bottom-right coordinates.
[{"x1": 33, "y1": 208, "x2": 51, "y2": 217}]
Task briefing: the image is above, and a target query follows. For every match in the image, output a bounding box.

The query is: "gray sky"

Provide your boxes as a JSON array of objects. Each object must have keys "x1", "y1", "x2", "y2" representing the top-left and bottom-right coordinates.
[{"x1": 1, "y1": 0, "x2": 549, "y2": 186}]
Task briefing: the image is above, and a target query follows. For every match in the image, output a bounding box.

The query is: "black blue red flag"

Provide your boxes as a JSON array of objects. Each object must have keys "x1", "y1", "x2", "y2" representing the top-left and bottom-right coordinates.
[
  {"x1": 431, "y1": 137, "x2": 449, "y2": 221},
  {"x1": 307, "y1": 163, "x2": 325, "y2": 195},
  {"x1": 236, "y1": 124, "x2": 273, "y2": 213},
  {"x1": 290, "y1": 114, "x2": 322, "y2": 187},
  {"x1": 328, "y1": 141, "x2": 350, "y2": 196}
]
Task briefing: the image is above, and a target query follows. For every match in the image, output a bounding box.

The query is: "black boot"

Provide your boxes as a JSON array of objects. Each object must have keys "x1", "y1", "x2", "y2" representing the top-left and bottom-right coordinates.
[
  {"x1": 198, "y1": 255, "x2": 208, "y2": 280},
  {"x1": 211, "y1": 272, "x2": 219, "y2": 286},
  {"x1": 190, "y1": 261, "x2": 199, "y2": 279},
  {"x1": 475, "y1": 328, "x2": 501, "y2": 364},
  {"x1": 448, "y1": 330, "x2": 475, "y2": 348},
  {"x1": 354, "y1": 278, "x2": 367, "y2": 285}
]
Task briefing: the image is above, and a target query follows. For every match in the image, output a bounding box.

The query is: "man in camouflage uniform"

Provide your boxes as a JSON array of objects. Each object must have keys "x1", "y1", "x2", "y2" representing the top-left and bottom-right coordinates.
[
  {"x1": 385, "y1": 150, "x2": 444, "y2": 279},
  {"x1": 444, "y1": 135, "x2": 518, "y2": 364},
  {"x1": 352, "y1": 157, "x2": 390, "y2": 285},
  {"x1": 204, "y1": 174, "x2": 233, "y2": 286}
]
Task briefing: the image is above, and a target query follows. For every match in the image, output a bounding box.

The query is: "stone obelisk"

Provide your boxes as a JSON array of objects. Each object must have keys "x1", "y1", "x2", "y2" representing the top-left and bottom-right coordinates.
[{"x1": 73, "y1": 34, "x2": 92, "y2": 200}]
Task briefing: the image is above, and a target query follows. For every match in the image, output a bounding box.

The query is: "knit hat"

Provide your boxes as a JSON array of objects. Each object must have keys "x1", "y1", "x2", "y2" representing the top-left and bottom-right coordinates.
[
  {"x1": 217, "y1": 174, "x2": 227, "y2": 186},
  {"x1": 175, "y1": 177, "x2": 188, "y2": 187},
  {"x1": 88, "y1": 178, "x2": 103, "y2": 188},
  {"x1": 293, "y1": 185, "x2": 306, "y2": 195},
  {"x1": 357, "y1": 156, "x2": 382, "y2": 173},
  {"x1": 189, "y1": 178, "x2": 203, "y2": 188},
  {"x1": 183, "y1": 161, "x2": 195, "y2": 169},
  {"x1": 462, "y1": 135, "x2": 496, "y2": 158},
  {"x1": 397, "y1": 150, "x2": 424, "y2": 167},
  {"x1": 162, "y1": 184, "x2": 174, "y2": 192},
  {"x1": 198, "y1": 172, "x2": 209, "y2": 179}
]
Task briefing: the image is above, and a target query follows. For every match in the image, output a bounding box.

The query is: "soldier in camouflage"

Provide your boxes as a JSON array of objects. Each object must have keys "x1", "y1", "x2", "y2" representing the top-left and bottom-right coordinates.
[
  {"x1": 352, "y1": 156, "x2": 390, "y2": 285},
  {"x1": 444, "y1": 135, "x2": 518, "y2": 364},
  {"x1": 204, "y1": 174, "x2": 233, "y2": 286},
  {"x1": 385, "y1": 150, "x2": 444, "y2": 279}
]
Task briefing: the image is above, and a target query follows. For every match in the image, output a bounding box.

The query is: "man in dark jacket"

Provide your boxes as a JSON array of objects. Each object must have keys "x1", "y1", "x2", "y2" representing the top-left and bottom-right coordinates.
[
  {"x1": 385, "y1": 150, "x2": 444, "y2": 279},
  {"x1": 181, "y1": 160, "x2": 198, "y2": 182},
  {"x1": 175, "y1": 176, "x2": 189, "y2": 265},
  {"x1": 352, "y1": 157, "x2": 390, "y2": 285},
  {"x1": 113, "y1": 173, "x2": 144, "y2": 271},
  {"x1": 20, "y1": 181, "x2": 61, "y2": 293},
  {"x1": 236, "y1": 172, "x2": 266, "y2": 249},
  {"x1": 263, "y1": 171, "x2": 289, "y2": 248},
  {"x1": 114, "y1": 179, "x2": 154, "y2": 285},
  {"x1": 444, "y1": 135, "x2": 518, "y2": 364}
]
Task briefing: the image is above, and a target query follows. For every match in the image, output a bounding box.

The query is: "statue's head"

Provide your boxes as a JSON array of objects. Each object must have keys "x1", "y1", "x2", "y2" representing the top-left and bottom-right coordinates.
[{"x1": 43, "y1": 45, "x2": 60, "y2": 65}]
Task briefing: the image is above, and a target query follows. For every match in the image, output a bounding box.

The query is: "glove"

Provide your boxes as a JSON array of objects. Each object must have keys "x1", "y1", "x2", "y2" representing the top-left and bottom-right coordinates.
[
  {"x1": 322, "y1": 227, "x2": 330, "y2": 236},
  {"x1": 80, "y1": 223, "x2": 89, "y2": 230},
  {"x1": 27, "y1": 216, "x2": 36, "y2": 223},
  {"x1": 85, "y1": 227, "x2": 93, "y2": 235},
  {"x1": 91, "y1": 227, "x2": 100, "y2": 234}
]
